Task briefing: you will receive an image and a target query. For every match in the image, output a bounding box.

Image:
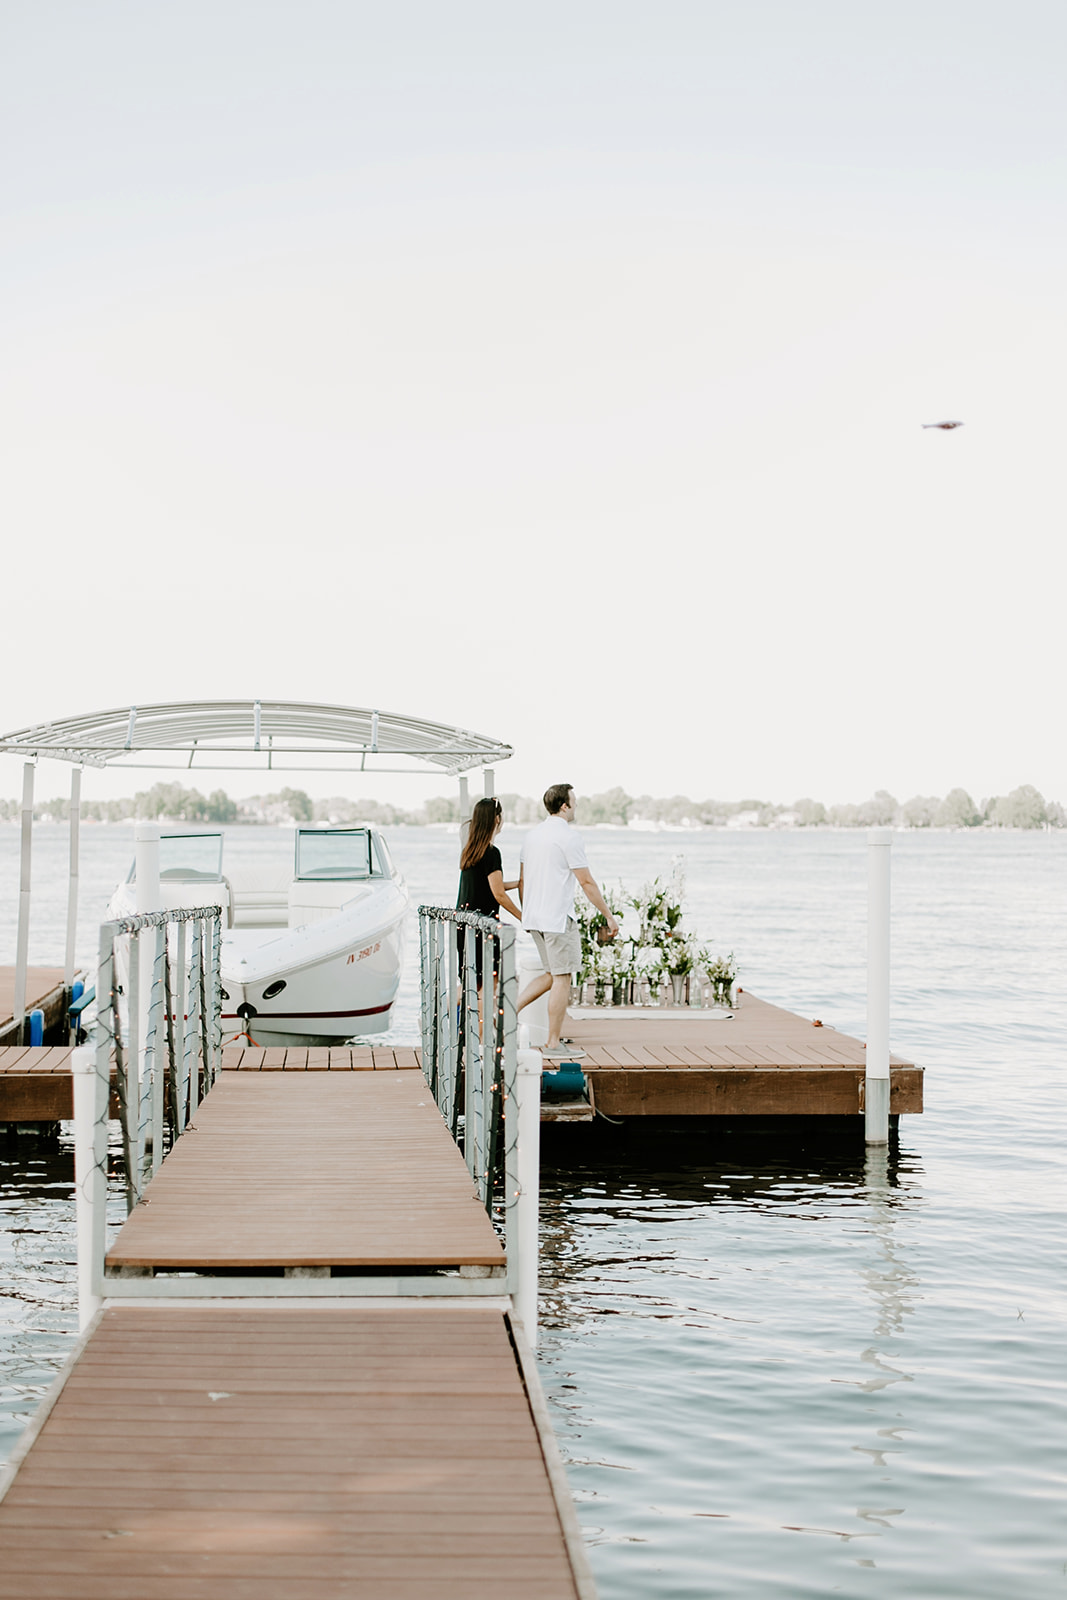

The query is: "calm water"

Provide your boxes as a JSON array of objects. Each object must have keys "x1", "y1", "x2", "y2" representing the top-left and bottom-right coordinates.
[{"x1": 1, "y1": 823, "x2": 1065, "y2": 1597}]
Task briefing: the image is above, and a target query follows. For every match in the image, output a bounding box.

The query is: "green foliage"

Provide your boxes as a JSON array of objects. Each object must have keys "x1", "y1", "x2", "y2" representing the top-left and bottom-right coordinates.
[
  {"x1": 422, "y1": 795, "x2": 462, "y2": 825},
  {"x1": 934, "y1": 788, "x2": 980, "y2": 828},
  {"x1": 131, "y1": 782, "x2": 236, "y2": 822},
  {"x1": 5, "y1": 781, "x2": 1064, "y2": 830},
  {"x1": 992, "y1": 785, "x2": 1047, "y2": 829},
  {"x1": 794, "y1": 797, "x2": 828, "y2": 826},
  {"x1": 278, "y1": 787, "x2": 313, "y2": 822},
  {"x1": 578, "y1": 786, "x2": 634, "y2": 826},
  {"x1": 901, "y1": 795, "x2": 939, "y2": 828}
]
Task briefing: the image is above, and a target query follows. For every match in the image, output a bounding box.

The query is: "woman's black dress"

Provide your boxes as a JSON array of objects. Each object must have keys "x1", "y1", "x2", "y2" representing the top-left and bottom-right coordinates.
[{"x1": 457, "y1": 844, "x2": 501, "y2": 983}]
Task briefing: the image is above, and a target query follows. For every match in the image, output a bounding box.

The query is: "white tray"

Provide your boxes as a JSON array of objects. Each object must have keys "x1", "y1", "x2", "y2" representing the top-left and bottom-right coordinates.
[{"x1": 568, "y1": 1006, "x2": 734, "y2": 1021}]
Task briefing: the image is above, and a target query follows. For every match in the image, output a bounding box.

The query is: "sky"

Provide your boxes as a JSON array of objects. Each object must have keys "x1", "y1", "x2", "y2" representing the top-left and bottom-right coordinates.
[{"x1": 1, "y1": 1, "x2": 1064, "y2": 810}]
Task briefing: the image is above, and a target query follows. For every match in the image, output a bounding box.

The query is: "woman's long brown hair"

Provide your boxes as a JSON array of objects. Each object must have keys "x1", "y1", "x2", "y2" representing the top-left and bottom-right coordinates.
[{"x1": 460, "y1": 797, "x2": 502, "y2": 870}]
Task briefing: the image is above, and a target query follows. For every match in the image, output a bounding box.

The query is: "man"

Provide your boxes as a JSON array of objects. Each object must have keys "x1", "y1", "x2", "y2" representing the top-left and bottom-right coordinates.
[{"x1": 517, "y1": 783, "x2": 619, "y2": 1059}]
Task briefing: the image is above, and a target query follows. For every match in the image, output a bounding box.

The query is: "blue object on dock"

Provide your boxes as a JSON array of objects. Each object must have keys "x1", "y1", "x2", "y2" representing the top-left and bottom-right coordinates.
[
  {"x1": 71, "y1": 980, "x2": 84, "y2": 1006},
  {"x1": 541, "y1": 1063, "x2": 587, "y2": 1100},
  {"x1": 28, "y1": 1009, "x2": 44, "y2": 1047}
]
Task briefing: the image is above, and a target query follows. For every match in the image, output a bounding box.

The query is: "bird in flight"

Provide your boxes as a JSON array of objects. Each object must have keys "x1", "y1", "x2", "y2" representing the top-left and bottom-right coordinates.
[{"x1": 922, "y1": 420, "x2": 964, "y2": 430}]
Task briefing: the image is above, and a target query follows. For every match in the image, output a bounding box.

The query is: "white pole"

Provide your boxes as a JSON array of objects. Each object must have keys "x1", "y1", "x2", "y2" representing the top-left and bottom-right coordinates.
[
  {"x1": 512, "y1": 1046, "x2": 542, "y2": 1344},
  {"x1": 458, "y1": 776, "x2": 470, "y2": 818},
  {"x1": 135, "y1": 820, "x2": 161, "y2": 916},
  {"x1": 64, "y1": 766, "x2": 82, "y2": 989},
  {"x1": 13, "y1": 760, "x2": 35, "y2": 1037},
  {"x1": 135, "y1": 823, "x2": 160, "y2": 1125},
  {"x1": 483, "y1": 767, "x2": 495, "y2": 798},
  {"x1": 865, "y1": 827, "x2": 892, "y2": 1144},
  {"x1": 72, "y1": 1043, "x2": 108, "y2": 1329}
]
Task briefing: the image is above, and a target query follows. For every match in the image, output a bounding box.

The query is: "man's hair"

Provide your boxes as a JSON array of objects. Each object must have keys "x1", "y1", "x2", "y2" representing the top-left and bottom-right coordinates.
[{"x1": 543, "y1": 783, "x2": 573, "y2": 816}]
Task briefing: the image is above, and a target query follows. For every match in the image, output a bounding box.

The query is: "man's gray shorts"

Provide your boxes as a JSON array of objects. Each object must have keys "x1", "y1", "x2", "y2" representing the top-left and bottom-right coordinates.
[{"x1": 530, "y1": 918, "x2": 581, "y2": 976}]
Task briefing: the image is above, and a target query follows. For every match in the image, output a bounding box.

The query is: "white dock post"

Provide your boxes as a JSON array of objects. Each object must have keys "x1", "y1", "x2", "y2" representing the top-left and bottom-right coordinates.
[
  {"x1": 64, "y1": 766, "x2": 82, "y2": 990},
  {"x1": 72, "y1": 1043, "x2": 108, "y2": 1329},
  {"x1": 483, "y1": 767, "x2": 495, "y2": 798},
  {"x1": 135, "y1": 823, "x2": 161, "y2": 1136},
  {"x1": 865, "y1": 827, "x2": 892, "y2": 1144},
  {"x1": 512, "y1": 1046, "x2": 542, "y2": 1345},
  {"x1": 12, "y1": 760, "x2": 35, "y2": 1039}
]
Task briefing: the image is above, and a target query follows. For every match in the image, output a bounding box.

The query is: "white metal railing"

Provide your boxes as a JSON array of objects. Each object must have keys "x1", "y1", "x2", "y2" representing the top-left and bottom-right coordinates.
[
  {"x1": 418, "y1": 905, "x2": 518, "y2": 1207},
  {"x1": 70, "y1": 902, "x2": 538, "y2": 1337},
  {"x1": 419, "y1": 905, "x2": 539, "y2": 1335},
  {"x1": 95, "y1": 905, "x2": 223, "y2": 1210}
]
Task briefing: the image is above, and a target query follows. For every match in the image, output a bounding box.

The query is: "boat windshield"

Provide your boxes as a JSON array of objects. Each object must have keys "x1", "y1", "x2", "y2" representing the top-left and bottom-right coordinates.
[
  {"x1": 295, "y1": 828, "x2": 374, "y2": 880},
  {"x1": 160, "y1": 832, "x2": 224, "y2": 880},
  {"x1": 127, "y1": 832, "x2": 225, "y2": 882}
]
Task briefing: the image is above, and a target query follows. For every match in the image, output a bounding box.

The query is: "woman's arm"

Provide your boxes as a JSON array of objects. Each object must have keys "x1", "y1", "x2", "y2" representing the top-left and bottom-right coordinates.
[
  {"x1": 488, "y1": 870, "x2": 522, "y2": 921},
  {"x1": 502, "y1": 878, "x2": 519, "y2": 891}
]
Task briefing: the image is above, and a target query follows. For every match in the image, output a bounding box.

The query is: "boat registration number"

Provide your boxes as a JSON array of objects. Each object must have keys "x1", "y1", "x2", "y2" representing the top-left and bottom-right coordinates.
[{"x1": 348, "y1": 941, "x2": 382, "y2": 964}]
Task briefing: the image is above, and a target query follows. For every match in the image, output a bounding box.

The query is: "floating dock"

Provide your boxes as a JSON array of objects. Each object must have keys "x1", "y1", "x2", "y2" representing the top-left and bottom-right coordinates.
[
  {"x1": 0, "y1": 967, "x2": 69, "y2": 1047},
  {"x1": 0, "y1": 991, "x2": 921, "y2": 1125},
  {"x1": 0, "y1": 1069, "x2": 594, "y2": 1597}
]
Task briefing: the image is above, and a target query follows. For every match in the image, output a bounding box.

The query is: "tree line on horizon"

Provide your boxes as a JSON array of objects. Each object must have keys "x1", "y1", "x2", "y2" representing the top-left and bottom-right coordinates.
[{"x1": 1, "y1": 780, "x2": 1063, "y2": 830}]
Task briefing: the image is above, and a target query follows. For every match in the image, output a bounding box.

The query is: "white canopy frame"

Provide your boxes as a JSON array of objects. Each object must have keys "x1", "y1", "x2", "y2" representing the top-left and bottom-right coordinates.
[{"x1": 0, "y1": 699, "x2": 511, "y2": 1040}]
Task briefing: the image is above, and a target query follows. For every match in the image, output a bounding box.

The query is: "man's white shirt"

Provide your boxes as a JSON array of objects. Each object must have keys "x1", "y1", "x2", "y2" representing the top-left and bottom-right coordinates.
[{"x1": 519, "y1": 815, "x2": 590, "y2": 932}]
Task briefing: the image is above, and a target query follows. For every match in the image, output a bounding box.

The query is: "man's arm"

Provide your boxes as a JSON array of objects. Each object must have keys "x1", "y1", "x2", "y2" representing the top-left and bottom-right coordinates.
[
  {"x1": 517, "y1": 865, "x2": 524, "y2": 907},
  {"x1": 573, "y1": 868, "x2": 619, "y2": 935}
]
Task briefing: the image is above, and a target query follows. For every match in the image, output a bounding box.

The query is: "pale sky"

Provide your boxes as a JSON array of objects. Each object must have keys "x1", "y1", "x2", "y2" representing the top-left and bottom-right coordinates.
[{"x1": 2, "y1": 2, "x2": 1064, "y2": 810}]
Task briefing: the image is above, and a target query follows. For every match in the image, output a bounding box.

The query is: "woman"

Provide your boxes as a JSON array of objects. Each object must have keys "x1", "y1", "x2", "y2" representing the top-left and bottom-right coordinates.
[{"x1": 457, "y1": 797, "x2": 521, "y2": 925}]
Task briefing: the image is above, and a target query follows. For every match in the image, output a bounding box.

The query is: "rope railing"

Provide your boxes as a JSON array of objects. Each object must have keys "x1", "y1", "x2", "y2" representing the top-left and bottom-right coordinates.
[
  {"x1": 95, "y1": 904, "x2": 223, "y2": 1212},
  {"x1": 418, "y1": 906, "x2": 518, "y2": 1214}
]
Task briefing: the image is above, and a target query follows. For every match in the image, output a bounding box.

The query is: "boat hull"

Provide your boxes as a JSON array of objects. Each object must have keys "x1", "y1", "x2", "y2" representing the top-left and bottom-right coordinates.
[{"x1": 219, "y1": 882, "x2": 408, "y2": 1048}]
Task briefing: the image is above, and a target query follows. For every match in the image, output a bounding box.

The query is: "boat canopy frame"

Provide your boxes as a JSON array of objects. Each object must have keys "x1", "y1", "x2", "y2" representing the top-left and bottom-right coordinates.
[
  {"x1": 0, "y1": 699, "x2": 512, "y2": 777},
  {"x1": 0, "y1": 699, "x2": 510, "y2": 1038}
]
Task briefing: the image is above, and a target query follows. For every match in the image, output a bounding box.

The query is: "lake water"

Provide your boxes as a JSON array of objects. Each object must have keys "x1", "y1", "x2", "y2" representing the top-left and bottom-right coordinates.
[{"x1": 1, "y1": 823, "x2": 1065, "y2": 1597}]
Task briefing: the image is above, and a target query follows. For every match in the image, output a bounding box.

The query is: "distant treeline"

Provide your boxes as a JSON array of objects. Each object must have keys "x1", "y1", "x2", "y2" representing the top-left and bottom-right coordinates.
[{"x1": 1, "y1": 780, "x2": 1063, "y2": 830}]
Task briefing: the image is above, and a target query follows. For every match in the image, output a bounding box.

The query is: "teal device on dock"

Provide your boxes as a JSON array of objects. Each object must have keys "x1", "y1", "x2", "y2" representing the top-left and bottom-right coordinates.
[{"x1": 541, "y1": 1063, "x2": 587, "y2": 1100}]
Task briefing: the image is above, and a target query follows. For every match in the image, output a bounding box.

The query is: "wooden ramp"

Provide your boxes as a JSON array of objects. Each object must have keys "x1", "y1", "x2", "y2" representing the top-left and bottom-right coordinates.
[
  {"x1": 0, "y1": 1304, "x2": 582, "y2": 1599},
  {"x1": 107, "y1": 1072, "x2": 504, "y2": 1273}
]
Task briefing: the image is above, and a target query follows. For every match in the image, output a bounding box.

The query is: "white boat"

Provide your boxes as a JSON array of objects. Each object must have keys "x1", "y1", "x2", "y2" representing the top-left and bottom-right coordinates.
[
  {"x1": 0, "y1": 699, "x2": 512, "y2": 1051},
  {"x1": 108, "y1": 826, "x2": 408, "y2": 1047}
]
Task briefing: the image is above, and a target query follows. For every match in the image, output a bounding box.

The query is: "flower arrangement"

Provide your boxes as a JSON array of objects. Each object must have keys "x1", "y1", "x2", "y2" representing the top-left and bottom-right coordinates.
[
  {"x1": 697, "y1": 948, "x2": 737, "y2": 1007},
  {"x1": 574, "y1": 866, "x2": 737, "y2": 1007}
]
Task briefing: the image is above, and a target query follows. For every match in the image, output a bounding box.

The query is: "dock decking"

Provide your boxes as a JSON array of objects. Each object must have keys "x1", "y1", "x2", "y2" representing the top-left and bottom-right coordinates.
[
  {"x1": 106, "y1": 1072, "x2": 505, "y2": 1273},
  {"x1": 0, "y1": 1049, "x2": 593, "y2": 1596},
  {"x1": 565, "y1": 991, "x2": 922, "y2": 1116},
  {"x1": 0, "y1": 1304, "x2": 584, "y2": 1598},
  {"x1": 0, "y1": 967, "x2": 69, "y2": 1047},
  {"x1": 0, "y1": 992, "x2": 922, "y2": 1123}
]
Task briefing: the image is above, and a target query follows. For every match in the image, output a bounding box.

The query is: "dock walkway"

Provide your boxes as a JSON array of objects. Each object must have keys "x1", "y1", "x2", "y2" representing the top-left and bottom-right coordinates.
[
  {"x1": 0, "y1": 1303, "x2": 580, "y2": 1598},
  {"x1": 106, "y1": 1071, "x2": 505, "y2": 1275},
  {"x1": 0, "y1": 1061, "x2": 593, "y2": 1596}
]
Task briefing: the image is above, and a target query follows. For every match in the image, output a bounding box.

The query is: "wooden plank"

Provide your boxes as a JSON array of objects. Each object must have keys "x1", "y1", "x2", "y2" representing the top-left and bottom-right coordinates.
[
  {"x1": 106, "y1": 1072, "x2": 505, "y2": 1270},
  {"x1": 0, "y1": 1074, "x2": 74, "y2": 1121},
  {"x1": 0, "y1": 1306, "x2": 581, "y2": 1599},
  {"x1": 591, "y1": 1064, "x2": 923, "y2": 1117}
]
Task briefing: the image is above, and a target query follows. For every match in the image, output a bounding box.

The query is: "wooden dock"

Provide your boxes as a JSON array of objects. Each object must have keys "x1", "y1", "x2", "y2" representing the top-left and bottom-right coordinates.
[
  {"x1": 564, "y1": 991, "x2": 922, "y2": 1117},
  {"x1": 0, "y1": 992, "x2": 921, "y2": 1124},
  {"x1": 0, "y1": 966, "x2": 69, "y2": 1047},
  {"x1": 0, "y1": 1304, "x2": 580, "y2": 1599},
  {"x1": 105, "y1": 1072, "x2": 506, "y2": 1274},
  {"x1": 0, "y1": 1067, "x2": 593, "y2": 1596}
]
